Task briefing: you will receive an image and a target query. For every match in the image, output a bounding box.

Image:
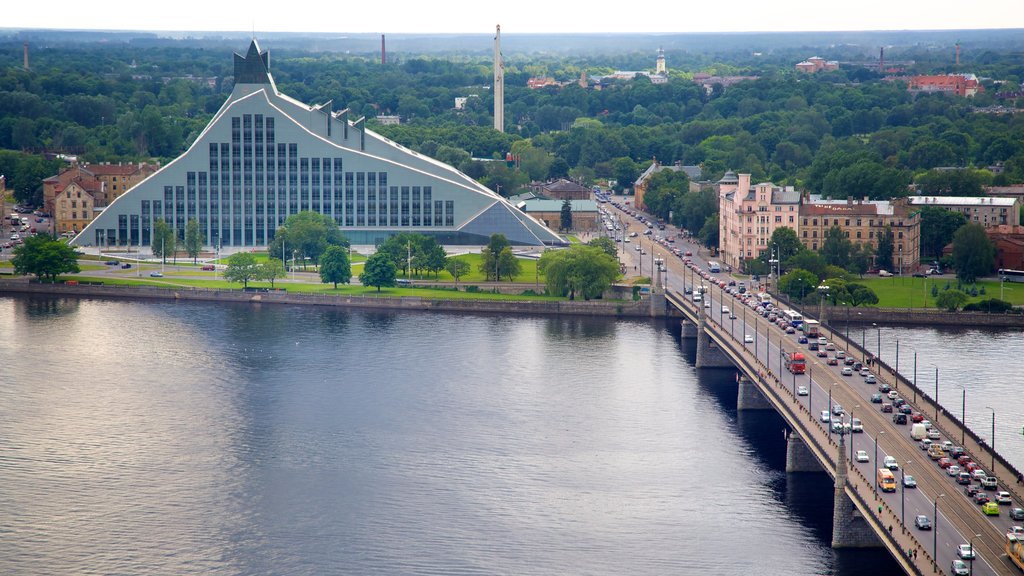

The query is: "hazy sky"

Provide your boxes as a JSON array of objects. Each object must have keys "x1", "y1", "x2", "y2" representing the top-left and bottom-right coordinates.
[{"x1": 7, "y1": 0, "x2": 1024, "y2": 34}]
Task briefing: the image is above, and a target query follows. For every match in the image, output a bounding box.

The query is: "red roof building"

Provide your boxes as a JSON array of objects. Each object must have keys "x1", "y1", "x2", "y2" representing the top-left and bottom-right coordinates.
[{"x1": 907, "y1": 74, "x2": 984, "y2": 97}]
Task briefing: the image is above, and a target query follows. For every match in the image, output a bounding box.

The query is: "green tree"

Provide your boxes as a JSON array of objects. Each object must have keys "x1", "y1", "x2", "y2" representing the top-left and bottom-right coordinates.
[
  {"x1": 847, "y1": 283, "x2": 880, "y2": 307},
  {"x1": 778, "y1": 268, "x2": 819, "y2": 300},
  {"x1": 875, "y1": 226, "x2": 895, "y2": 271},
  {"x1": 497, "y1": 247, "x2": 523, "y2": 281},
  {"x1": 762, "y1": 227, "x2": 802, "y2": 273},
  {"x1": 360, "y1": 252, "x2": 397, "y2": 291},
  {"x1": 319, "y1": 245, "x2": 352, "y2": 289},
  {"x1": 151, "y1": 218, "x2": 176, "y2": 264},
  {"x1": 11, "y1": 234, "x2": 80, "y2": 282},
  {"x1": 259, "y1": 257, "x2": 286, "y2": 289},
  {"x1": 184, "y1": 218, "x2": 204, "y2": 264},
  {"x1": 224, "y1": 252, "x2": 260, "y2": 288},
  {"x1": 848, "y1": 242, "x2": 874, "y2": 276},
  {"x1": 786, "y1": 249, "x2": 826, "y2": 279},
  {"x1": 479, "y1": 234, "x2": 511, "y2": 281},
  {"x1": 936, "y1": 289, "x2": 969, "y2": 311},
  {"x1": 919, "y1": 206, "x2": 967, "y2": 260},
  {"x1": 268, "y1": 211, "x2": 348, "y2": 270},
  {"x1": 612, "y1": 157, "x2": 639, "y2": 193},
  {"x1": 820, "y1": 225, "x2": 852, "y2": 267},
  {"x1": 951, "y1": 223, "x2": 995, "y2": 283},
  {"x1": 698, "y1": 214, "x2": 719, "y2": 249},
  {"x1": 588, "y1": 236, "x2": 618, "y2": 259},
  {"x1": 560, "y1": 199, "x2": 573, "y2": 231},
  {"x1": 538, "y1": 245, "x2": 619, "y2": 300},
  {"x1": 444, "y1": 257, "x2": 470, "y2": 284},
  {"x1": 414, "y1": 237, "x2": 447, "y2": 278}
]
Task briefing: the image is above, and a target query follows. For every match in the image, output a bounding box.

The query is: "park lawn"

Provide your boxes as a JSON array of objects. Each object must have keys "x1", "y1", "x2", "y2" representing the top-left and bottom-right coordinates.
[
  {"x1": 854, "y1": 276, "x2": 1024, "y2": 308},
  {"x1": 67, "y1": 274, "x2": 563, "y2": 300},
  {"x1": 567, "y1": 235, "x2": 582, "y2": 244},
  {"x1": 402, "y1": 253, "x2": 544, "y2": 284}
]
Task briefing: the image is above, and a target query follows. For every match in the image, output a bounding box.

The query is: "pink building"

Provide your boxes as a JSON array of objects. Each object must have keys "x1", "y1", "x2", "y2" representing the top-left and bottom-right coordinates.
[
  {"x1": 718, "y1": 172, "x2": 802, "y2": 271},
  {"x1": 795, "y1": 56, "x2": 839, "y2": 73}
]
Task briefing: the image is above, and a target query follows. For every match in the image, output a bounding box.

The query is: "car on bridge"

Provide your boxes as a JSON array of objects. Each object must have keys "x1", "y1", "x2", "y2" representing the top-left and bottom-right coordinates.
[
  {"x1": 951, "y1": 559, "x2": 969, "y2": 576},
  {"x1": 957, "y1": 472, "x2": 972, "y2": 485},
  {"x1": 797, "y1": 386, "x2": 808, "y2": 396},
  {"x1": 870, "y1": 393, "x2": 883, "y2": 403},
  {"x1": 883, "y1": 456, "x2": 899, "y2": 470},
  {"x1": 827, "y1": 356, "x2": 839, "y2": 365},
  {"x1": 842, "y1": 367, "x2": 854, "y2": 376},
  {"x1": 903, "y1": 475, "x2": 917, "y2": 488},
  {"x1": 855, "y1": 450, "x2": 869, "y2": 462},
  {"x1": 1011, "y1": 507, "x2": 1024, "y2": 520},
  {"x1": 974, "y1": 491, "x2": 991, "y2": 505},
  {"x1": 832, "y1": 404, "x2": 844, "y2": 415},
  {"x1": 947, "y1": 465, "x2": 961, "y2": 476},
  {"x1": 892, "y1": 413, "x2": 907, "y2": 425},
  {"x1": 820, "y1": 410, "x2": 831, "y2": 422},
  {"x1": 844, "y1": 357, "x2": 855, "y2": 365},
  {"x1": 881, "y1": 403, "x2": 893, "y2": 413},
  {"x1": 982, "y1": 476, "x2": 998, "y2": 490},
  {"x1": 997, "y1": 491, "x2": 1013, "y2": 504},
  {"x1": 983, "y1": 502, "x2": 1001, "y2": 515},
  {"x1": 744, "y1": 334, "x2": 754, "y2": 343},
  {"x1": 914, "y1": 515, "x2": 932, "y2": 530},
  {"x1": 957, "y1": 543, "x2": 975, "y2": 560}
]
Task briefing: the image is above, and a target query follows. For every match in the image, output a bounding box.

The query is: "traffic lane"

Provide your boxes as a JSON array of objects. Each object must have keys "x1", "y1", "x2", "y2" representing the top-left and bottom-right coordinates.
[{"x1": 700, "y1": 293, "x2": 1004, "y2": 575}]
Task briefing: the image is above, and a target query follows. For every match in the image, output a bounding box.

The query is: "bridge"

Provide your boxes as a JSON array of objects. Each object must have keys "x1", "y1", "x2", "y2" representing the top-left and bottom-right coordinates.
[{"x1": 661, "y1": 280, "x2": 1024, "y2": 576}]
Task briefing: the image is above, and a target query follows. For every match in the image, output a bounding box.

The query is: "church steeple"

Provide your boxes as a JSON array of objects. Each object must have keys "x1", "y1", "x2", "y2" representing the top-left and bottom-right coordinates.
[{"x1": 234, "y1": 39, "x2": 270, "y2": 84}]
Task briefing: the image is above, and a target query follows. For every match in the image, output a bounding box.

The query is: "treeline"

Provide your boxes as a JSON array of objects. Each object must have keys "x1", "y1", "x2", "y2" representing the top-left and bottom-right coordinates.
[{"x1": 3, "y1": 40, "x2": 1024, "y2": 212}]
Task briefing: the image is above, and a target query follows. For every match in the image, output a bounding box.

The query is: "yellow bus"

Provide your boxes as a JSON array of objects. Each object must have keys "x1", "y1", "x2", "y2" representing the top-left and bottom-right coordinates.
[{"x1": 877, "y1": 468, "x2": 896, "y2": 492}]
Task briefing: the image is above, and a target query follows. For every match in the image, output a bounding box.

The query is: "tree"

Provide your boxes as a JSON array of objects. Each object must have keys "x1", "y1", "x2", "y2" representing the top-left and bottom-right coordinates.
[
  {"x1": 497, "y1": 247, "x2": 523, "y2": 281},
  {"x1": 11, "y1": 234, "x2": 80, "y2": 282},
  {"x1": 587, "y1": 236, "x2": 617, "y2": 259},
  {"x1": 415, "y1": 237, "x2": 447, "y2": 278},
  {"x1": 151, "y1": 218, "x2": 176, "y2": 264},
  {"x1": 847, "y1": 283, "x2": 880, "y2": 307},
  {"x1": 360, "y1": 252, "x2": 397, "y2": 291},
  {"x1": 560, "y1": 199, "x2": 573, "y2": 231},
  {"x1": 698, "y1": 213, "x2": 719, "y2": 249},
  {"x1": 444, "y1": 257, "x2": 470, "y2": 284},
  {"x1": 319, "y1": 245, "x2": 352, "y2": 289},
  {"x1": 184, "y1": 218, "x2": 204, "y2": 264},
  {"x1": 786, "y1": 249, "x2": 826, "y2": 280},
  {"x1": 224, "y1": 252, "x2": 261, "y2": 288},
  {"x1": 761, "y1": 227, "x2": 802, "y2": 273},
  {"x1": 919, "y1": 206, "x2": 967, "y2": 260},
  {"x1": 538, "y1": 245, "x2": 619, "y2": 300},
  {"x1": 820, "y1": 225, "x2": 852, "y2": 268},
  {"x1": 875, "y1": 226, "x2": 895, "y2": 271},
  {"x1": 479, "y1": 234, "x2": 511, "y2": 281},
  {"x1": 951, "y1": 223, "x2": 995, "y2": 283},
  {"x1": 259, "y1": 258, "x2": 286, "y2": 288},
  {"x1": 936, "y1": 289, "x2": 969, "y2": 311},
  {"x1": 268, "y1": 211, "x2": 348, "y2": 270},
  {"x1": 848, "y1": 242, "x2": 874, "y2": 276},
  {"x1": 778, "y1": 268, "x2": 819, "y2": 301}
]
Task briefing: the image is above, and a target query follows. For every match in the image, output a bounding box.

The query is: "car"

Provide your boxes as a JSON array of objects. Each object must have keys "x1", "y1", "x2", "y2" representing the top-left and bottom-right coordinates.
[
  {"x1": 121, "y1": 263, "x2": 132, "y2": 269},
  {"x1": 844, "y1": 357, "x2": 855, "y2": 365},
  {"x1": 798, "y1": 335, "x2": 808, "y2": 344},
  {"x1": 957, "y1": 472, "x2": 972, "y2": 485},
  {"x1": 721, "y1": 306, "x2": 729, "y2": 313},
  {"x1": 957, "y1": 544, "x2": 975, "y2": 560},
  {"x1": 965, "y1": 485, "x2": 982, "y2": 498},
  {"x1": 884, "y1": 456, "x2": 899, "y2": 470},
  {"x1": 878, "y1": 383, "x2": 891, "y2": 393},
  {"x1": 149, "y1": 272, "x2": 164, "y2": 277},
  {"x1": 808, "y1": 342, "x2": 819, "y2": 351},
  {"x1": 704, "y1": 301, "x2": 710, "y2": 308},
  {"x1": 728, "y1": 312, "x2": 737, "y2": 319},
  {"x1": 893, "y1": 413, "x2": 908, "y2": 425},
  {"x1": 827, "y1": 357, "x2": 839, "y2": 365},
  {"x1": 832, "y1": 404, "x2": 844, "y2": 415},
  {"x1": 920, "y1": 438, "x2": 932, "y2": 450},
  {"x1": 972, "y1": 470, "x2": 988, "y2": 482},
  {"x1": 942, "y1": 441, "x2": 954, "y2": 451},
  {"x1": 914, "y1": 515, "x2": 932, "y2": 530},
  {"x1": 921, "y1": 419, "x2": 932, "y2": 429},
  {"x1": 817, "y1": 349, "x2": 828, "y2": 357},
  {"x1": 797, "y1": 386, "x2": 808, "y2": 396},
  {"x1": 842, "y1": 367, "x2": 854, "y2": 376},
  {"x1": 201, "y1": 264, "x2": 216, "y2": 271},
  {"x1": 785, "y1": 326, "x2": 796, "y2": 334},
  {"x1": 855, "y1": 450, "x2": 870, "y2": 462},
  {"x1": 974, "y1": 491, "x2": 990, "y2": 505},
  {"x1": 870, "y1": 393, "x2": 883, "y2": 403},
  {"x1": 851, "y1": 418, "x2": 863, "y2": 433},
  {"x1": 835, "y1": 350, "x2": 845, "y2": 359},
  {"x1": 899, "y1": 405, "x2": 914, "y2": 415},
  {"x1": 825, "y1": 343, "x2": 835, "y2": 351},
  {"x1": 938, "y1": 457, "x2": 953, "y2": 469},
  {"x1": 958, "y1": 455, "x2": 973, "y2": 467},
  {"x1": 982, "y1": 476, "x2": 998, "y2": 490},
  {"x1": 927, "y1": 428, "x2": 941, "y2": 440},
  {"x1": 965, "y1": 462, "x2": 981, "y2": 474},
  {"x1": 887, "y1": 390, "x2": 898, "y2": 400},
  {"x1": 820, "y1": 410, "x2": 831, "y2": 422},
  {"x1": 903, "y1": 475, "x2": 917, "y2": 488},
  {"x1": 911, "y1": 413, "x2": 925, "y2": 423},
  {"x1": 1011, "y1": 508, "x2": 1024, "y2": 521},
  {"x1": 949, "y1": 446, "x2": 965, "y2": 458},
  {"x1": 105, "y1": 260, "x2": 120, "y2": 266},
  {"x1": 996, "y1": 492, "x2": 1012, "y2": 504},
  {"x1": 983, "y1": 501, "x2": 1000, "y2": 515},
  {"x1": 881, "y1": 403, "x2": 893, "y2": 413},
  {"x1": 865, "y1": 374, "x2": 876, "y2": 384},
  {"x1": 951, "y1": 559, "x2": 970, "y2": 576},
  {"x1": 853, "y1": 361, "x2": 863, "y2": 371},
  {"x1": 947, "y1": 465, "x2": 961, "y2": 476},
  {"x1": 744, "y1": 334, "x2": 754, "y2": 343},
  {"x1": 859, "y1": 368, "x2": 871, "y2": 377}
]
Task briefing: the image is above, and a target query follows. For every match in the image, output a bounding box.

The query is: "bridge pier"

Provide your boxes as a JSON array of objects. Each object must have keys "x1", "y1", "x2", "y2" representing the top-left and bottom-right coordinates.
[
  {"x1": 695, "y1": 305, "x2": 732, "y2": 368},
  {"x1": 736, "y1": 376, "x2": 773, "y2": 411},
  {"x1": 680, "y1": 320, "x2": 698, "y2": 338},
  {"x1": 785, "y1": 432, "x2": 823, "y2": 473},
  {"x1": 831, "y1": 433, "x2": 881, "y2": 548}
]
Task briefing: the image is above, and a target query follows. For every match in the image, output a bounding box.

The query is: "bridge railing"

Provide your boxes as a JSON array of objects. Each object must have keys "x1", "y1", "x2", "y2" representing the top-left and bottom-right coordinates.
[{"x1": 772, "y1": 291, "x2": 1024, "y2": 509}]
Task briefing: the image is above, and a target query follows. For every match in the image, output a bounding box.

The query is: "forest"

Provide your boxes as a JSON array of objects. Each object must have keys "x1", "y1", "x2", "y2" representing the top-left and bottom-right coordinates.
[{"x1": 1, "y1": 33, "x2": 1024, "y2": 223}]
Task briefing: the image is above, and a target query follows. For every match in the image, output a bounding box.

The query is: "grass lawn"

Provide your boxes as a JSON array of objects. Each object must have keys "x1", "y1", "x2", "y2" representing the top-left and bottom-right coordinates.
[
  {"x1": 855, "y1": 276, "x2": 1024, "y2": 308},
  {"x1": 394, "y1": 253, "x2": 545, "y2": 284},
  {"x1": 567, "y1": 235, "x2": 582, "y2": 244}
]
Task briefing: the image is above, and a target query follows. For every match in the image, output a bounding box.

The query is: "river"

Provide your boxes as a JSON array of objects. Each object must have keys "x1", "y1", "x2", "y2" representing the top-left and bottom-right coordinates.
[{"x1": 0, "y1": 295, "x2": 1019, "y2": 575}]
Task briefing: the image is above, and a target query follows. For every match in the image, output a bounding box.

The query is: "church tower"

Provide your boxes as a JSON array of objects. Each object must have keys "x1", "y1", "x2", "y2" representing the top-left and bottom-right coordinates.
[{"x1": 655, "y1": 47, "x2": 666, "y2": 75}]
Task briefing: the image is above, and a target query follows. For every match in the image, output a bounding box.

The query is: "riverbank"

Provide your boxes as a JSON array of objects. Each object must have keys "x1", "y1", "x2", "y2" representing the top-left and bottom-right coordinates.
[{"x1": 0, "y1": 279, "x2": 655, "y2": 318}]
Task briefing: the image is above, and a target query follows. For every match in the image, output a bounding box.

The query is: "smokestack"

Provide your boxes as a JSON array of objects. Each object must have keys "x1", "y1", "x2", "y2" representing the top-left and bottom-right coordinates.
[
  {"x1": 879, "y1": 46, "x2": 884, "y2": 73},
  {"x1": 381, "y1": 34, "x2": 386, "y2": 65},
  {"x1": 493, "y1": 24, "x2": 504, "y2": 133},
  {"x1": 23, "y1": 42, "x2": 29, "y2": 70},
  {"x1": 955, "y1": 42, "x2": 961, "y2": 67}
]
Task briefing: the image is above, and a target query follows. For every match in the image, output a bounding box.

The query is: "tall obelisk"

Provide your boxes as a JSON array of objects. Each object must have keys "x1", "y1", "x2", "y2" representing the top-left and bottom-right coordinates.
[{"x1": 493, "y1": 25, "x2": 504, "y2": 133}]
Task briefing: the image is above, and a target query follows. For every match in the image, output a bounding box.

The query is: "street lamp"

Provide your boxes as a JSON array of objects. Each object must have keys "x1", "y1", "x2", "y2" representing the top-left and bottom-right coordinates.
[
  {"x1": 985, "y1": 406, "x2": 996, "y2": 470},
  {"x1": 901, "y1": 460, "x2": 911, "y2": 526},
  {"x1": 874, "y1": 431, "x2": 884, "y2": 492},
  {"x1": 934, "y1": 493, "x2": 945, "y2": 566},
  {"x1": 872, "y1": 322, "x2": 880, "y2": 362},
  {"x1": 817, "y1": 283, "x2": 830, "y2": 324},
  {"x1": 931, "y1": 364, "x2": 940, "y2": 419}
]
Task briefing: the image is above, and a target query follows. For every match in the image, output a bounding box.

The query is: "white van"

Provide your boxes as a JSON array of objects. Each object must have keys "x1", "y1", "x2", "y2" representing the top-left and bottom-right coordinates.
[{"x1": 910, "y1": 423, "x2": 928, "y2": 441}]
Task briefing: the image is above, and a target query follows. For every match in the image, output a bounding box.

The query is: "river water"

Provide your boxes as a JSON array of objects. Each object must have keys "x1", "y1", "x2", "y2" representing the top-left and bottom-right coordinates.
[{"x1": 1, "y1": 295, "x2": 1019, "y2": 575}]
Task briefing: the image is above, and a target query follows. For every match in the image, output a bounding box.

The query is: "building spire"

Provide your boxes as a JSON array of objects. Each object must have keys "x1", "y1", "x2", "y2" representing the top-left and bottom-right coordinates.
[{"x1": 234, "y1": 39, "x2": 270, "y2": 85}]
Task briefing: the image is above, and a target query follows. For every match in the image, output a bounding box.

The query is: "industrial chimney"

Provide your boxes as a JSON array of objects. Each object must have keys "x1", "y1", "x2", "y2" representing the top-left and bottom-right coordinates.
[
  {"x1": 381, "y1": 34, "x2": 386, "y2": 65},
  {"x1": 493, "y1": 25, "x2": 504, "y2": 133},
  {"x1": 23, "y1": 42, "x2": 29, "y2": 70}
]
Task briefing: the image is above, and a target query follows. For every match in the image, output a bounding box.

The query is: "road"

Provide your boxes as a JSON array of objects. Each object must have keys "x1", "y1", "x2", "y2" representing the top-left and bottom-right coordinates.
[{"x1": 601, "y1": 197, "x2": 1023, "y2": 576}]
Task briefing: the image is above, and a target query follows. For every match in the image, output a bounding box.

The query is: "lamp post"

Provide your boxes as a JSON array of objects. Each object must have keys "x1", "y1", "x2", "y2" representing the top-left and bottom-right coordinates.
[
  {"x1": 817, "y1": 283, "x2": 829, "y2": 324},
  {"x1": 894, "y1": 339, "x2": 899, "y2": 389},
  {"x1": 932, "y1": 365, "x2": 940, "y2": 419},
  {"x1": 934, "y1": 494, "x2": 944, "y2": 566},
  {"x1": 901, "y1": 461, "x2": 910, "y2": 526},
  {"x1": 913, "y1": 351, "x2": 918, "y2": 403},
  {"x1": 969, "y1": 533, "x2": 980, "y2": 576},
  {"x1": 985, "y1": 406, "x2": 996, "y2": 470},
  {"x1": 872, "y1": 322, "x2": 880, "y2": 362},
  {"x1": 828, "y1": 387, "x2": 833, "y2": 438},
  {"x1": 874, "y1": 431, "x2": 884, "y2": 492}
]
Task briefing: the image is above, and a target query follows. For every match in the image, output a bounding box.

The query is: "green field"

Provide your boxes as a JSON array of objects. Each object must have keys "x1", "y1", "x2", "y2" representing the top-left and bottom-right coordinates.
[{"x1": 851, "y1": 276, "x2": 1024, "y2": 308}]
